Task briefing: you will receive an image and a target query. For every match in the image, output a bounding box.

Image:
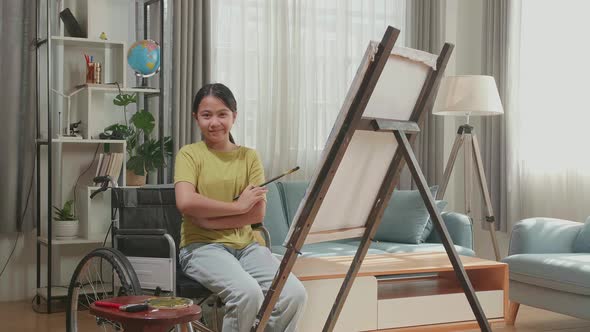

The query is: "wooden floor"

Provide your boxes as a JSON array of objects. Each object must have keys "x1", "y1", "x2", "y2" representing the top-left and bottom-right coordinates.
[{"x1": 1, "y1": 300, "x2": 589, "y2": 331}]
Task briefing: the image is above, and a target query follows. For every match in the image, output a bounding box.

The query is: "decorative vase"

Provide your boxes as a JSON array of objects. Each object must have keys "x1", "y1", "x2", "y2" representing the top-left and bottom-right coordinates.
[
  {"x1": 126, "y1": 169, "x2": 146, "y2": 186},
  {"x1": 53, "y1": 219, "x2": 79, "y2": 239}
]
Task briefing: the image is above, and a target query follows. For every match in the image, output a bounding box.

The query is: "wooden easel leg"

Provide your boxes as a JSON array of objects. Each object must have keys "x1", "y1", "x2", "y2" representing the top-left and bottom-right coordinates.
[
  {"x1": 436, "y1": 133, "x2": 465, "y2": 200},
  {"x1": 394, "y1": 130, "x2": 491, "y2": 332},
  {"x1": 464, "y1": 133, "x2": 473, "y2": 215},
  {"x1": 506, "y1": 301, "x2": 520, "y2": 325},
  {"x1": 471, "y1": 134, "x2": 501, "y2": 261}
]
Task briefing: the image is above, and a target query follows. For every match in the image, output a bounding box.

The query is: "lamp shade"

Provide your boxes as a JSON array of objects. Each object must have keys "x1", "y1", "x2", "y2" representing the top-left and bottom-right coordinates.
[{"x1": 433, "y1": 75, "x2": 504, "y2": 116}]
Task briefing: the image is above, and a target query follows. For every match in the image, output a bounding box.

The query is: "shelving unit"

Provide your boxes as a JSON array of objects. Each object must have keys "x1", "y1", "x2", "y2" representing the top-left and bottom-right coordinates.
[
  {"x1": 51, "y1": 36, "x2": 127, "y2": 47},
  {"x1": 34, "y1": 0, "x2": 165, "y2": 313},
  {"x1": 38, "y1": 237, "x2": 105, "y2": 246}
]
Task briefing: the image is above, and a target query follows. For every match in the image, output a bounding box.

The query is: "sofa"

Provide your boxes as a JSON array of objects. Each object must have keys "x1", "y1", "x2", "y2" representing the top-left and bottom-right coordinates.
[
  {"x1": 262, "y1": 181, "x2": 475, "y2": 257},
  {"x1": 502, "y1": 217, "x2": 590, "y2": 323}
]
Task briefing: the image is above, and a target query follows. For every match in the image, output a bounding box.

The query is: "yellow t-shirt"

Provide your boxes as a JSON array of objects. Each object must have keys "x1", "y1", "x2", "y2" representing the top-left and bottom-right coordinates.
[{"x1": 174, "y1": 141, "x2": 265, "y2": 249}]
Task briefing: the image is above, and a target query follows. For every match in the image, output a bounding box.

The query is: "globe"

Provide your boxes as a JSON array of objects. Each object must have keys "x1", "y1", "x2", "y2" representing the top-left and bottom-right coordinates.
[{"x1": 127, "y1": 40, "x2": 161, "y2": 78}]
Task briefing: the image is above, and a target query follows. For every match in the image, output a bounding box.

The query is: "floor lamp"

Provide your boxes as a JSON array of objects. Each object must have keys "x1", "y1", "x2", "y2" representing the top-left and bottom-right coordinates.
[{"x1": 433, "y1": 75, "x2": 504, "y2": 261}]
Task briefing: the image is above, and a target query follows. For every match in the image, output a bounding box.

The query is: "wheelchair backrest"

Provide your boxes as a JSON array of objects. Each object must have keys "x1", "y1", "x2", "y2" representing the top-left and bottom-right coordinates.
[{"x1": 111, "y1": 186, "x2": 182, "y2": 260}]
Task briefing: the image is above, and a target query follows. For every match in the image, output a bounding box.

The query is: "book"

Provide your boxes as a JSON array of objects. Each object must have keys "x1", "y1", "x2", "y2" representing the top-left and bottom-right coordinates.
[
  {"x1": 95, "y1": 153, "x2": 104, "y2": 178},
  {"x1": 94, "y1": 153, "x2": 105, "y2": 185},
  {"x1": 59, "y1": 8, "x2": 85, "y2": 38},
  {"x1": 99, "y1": 153, "x2": 111, "y2": 179},
  {"x1": 109, "y1": 153, "x2": 124, "y2": 185}
]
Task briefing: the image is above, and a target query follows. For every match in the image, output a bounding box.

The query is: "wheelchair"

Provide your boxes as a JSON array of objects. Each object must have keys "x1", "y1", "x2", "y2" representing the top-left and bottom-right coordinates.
[{"x1": 65, "y1": 182, "x2": 272, "y2": 332}]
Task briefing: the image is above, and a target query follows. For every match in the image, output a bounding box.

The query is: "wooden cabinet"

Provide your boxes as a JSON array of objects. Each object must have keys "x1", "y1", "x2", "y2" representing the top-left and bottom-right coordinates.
[{"x1": 291, "y1": 252, "x2": 508, "y2": 331}]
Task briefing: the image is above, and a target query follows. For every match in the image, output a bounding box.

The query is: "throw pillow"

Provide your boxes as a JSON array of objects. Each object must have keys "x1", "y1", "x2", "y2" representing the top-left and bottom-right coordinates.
[
  {"x1": 573, "y1": 216, "x2": 590, "y2": 253},
  {"x1": 374, "y1": 186, "x2": 444, "y2": 244},
  {"x1": 421, "y1": 200, "x2": 449, "y2": 242}
]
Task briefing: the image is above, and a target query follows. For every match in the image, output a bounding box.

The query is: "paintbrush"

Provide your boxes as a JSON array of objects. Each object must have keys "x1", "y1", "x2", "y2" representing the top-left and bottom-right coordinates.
[{"x1": 233, "y1": 166, "x2": 300, "y2": 201}]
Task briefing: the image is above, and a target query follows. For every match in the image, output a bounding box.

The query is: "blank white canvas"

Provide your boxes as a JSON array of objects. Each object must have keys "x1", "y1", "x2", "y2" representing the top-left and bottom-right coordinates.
[
  {"x1": 310, "y1": 130, "x2": 398, "y2": 233},
  {"x1": 363, "y1": 54, "x2": 431, "y2": 121}
]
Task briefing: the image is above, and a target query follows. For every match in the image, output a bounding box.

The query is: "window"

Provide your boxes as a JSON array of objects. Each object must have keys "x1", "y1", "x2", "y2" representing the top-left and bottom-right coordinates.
[{"x1": 209, "y1": 0, "x2": 405, "y2": 175}]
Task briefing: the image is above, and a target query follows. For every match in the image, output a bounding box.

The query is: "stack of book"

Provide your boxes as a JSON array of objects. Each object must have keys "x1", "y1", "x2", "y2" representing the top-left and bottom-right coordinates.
[{"x1": 94, "y1": 152, "x2": 124, "y2": 185}]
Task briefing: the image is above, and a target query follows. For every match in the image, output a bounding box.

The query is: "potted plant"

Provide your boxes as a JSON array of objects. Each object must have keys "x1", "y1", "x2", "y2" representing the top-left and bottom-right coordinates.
[
  {"x1": 53, "y1": 200, "x2": 79, "y2": 239},
  {"x1": 104, "y1": 93, "x2": 173, "y2": 186}
]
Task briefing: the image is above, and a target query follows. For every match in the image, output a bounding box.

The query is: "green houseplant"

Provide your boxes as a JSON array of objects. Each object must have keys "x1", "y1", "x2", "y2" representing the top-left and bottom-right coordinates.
[
  {"x1": 53, "y1": 200, "x2": 79, "y2": 239},
  {"x1": 104, "y1": 92, "x2": 173, "y2": 186}
]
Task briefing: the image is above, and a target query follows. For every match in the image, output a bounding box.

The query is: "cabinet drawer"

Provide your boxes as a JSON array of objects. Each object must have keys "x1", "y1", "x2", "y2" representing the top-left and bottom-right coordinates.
[
  {"x1": 377, "y1": 290, "x2": 503, "y2": 329},
  {"x1": 298, "y1": 276, "x2": 377, "y2": 332}
]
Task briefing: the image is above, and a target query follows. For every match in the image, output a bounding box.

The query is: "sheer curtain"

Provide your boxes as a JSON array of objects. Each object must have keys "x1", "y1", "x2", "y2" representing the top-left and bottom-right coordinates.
[
  {"x1": 514, "y1": 0, "x2": 590, "y2": 222},
  {"x1": 210, "y1": 0, "x2": 405, "y2": 178},
  {"x1": 400, "y1": 0, "x2": 445, "y2": 190}
]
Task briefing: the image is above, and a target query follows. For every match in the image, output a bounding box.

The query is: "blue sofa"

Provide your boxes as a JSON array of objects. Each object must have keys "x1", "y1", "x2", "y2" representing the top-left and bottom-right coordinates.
[
  {"x1": 263, "y1": 181, "x2": 475, "y2": 257},
  {"x1": 502, "y1": 217, "x2": 590, "y2": 323}
]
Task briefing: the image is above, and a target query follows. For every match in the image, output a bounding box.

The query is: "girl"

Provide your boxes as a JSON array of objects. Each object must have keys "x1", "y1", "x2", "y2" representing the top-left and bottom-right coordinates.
[{"x1": 174, "y1": 83, "x2": 307, "y2": 332}]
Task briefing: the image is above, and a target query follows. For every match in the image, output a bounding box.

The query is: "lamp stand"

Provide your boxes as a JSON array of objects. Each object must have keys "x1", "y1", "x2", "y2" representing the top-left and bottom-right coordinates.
[{"x1": 436, "y1": 124, "x2": 501, "y2": 261}]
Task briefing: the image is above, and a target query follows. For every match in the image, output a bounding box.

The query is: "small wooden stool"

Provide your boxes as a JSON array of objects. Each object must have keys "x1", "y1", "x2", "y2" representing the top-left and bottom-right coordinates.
[{"x1": 90, "y1": 295, "x2": 201, "y2": 332}]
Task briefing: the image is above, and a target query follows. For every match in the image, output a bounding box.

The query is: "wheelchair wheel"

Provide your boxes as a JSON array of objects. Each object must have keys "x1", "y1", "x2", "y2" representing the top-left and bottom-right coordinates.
[{"x1": 66, "y1": 247, "x2": 142, "y2": 332}]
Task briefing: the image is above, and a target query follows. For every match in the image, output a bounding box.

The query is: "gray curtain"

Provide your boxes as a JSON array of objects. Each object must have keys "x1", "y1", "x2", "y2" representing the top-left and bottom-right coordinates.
[
  {"x1": 0, "y1": 0, "x2": 37, "y2": 232},
  {"x1": 400, "y1": 0, "x2": 446, "y2": 189},
  {"x1": 480, "y1": 0, "x2": 520, "y2": 232},
  {"x1": 171, "y1": 0, "x2": 210, "y2": 155}
]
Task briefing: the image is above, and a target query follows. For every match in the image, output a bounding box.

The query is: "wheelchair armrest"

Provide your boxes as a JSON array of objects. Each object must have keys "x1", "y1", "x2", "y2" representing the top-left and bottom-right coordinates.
[
  {"x1": 252, "y1": 223, "x2": 272, "y2": 249},
  {"x1": 116, "y1": 228, "x2": 167, "y2": 236}
]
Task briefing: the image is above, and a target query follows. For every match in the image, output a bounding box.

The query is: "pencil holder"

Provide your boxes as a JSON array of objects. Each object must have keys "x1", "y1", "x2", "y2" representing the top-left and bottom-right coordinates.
[{"x1": 86, "y1": 62, "x2": 95, "y2": 83}]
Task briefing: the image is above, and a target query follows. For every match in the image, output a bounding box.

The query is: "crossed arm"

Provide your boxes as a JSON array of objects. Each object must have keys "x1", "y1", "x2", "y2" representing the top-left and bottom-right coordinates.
[{"x1": 175, "y1": 181, "x2": 267, "y2": 230}]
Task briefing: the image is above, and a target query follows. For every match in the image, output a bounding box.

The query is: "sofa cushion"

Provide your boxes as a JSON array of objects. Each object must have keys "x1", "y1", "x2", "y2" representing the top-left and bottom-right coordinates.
[
  {"x1": 573, "y1": 216, "x2": 590, "y2": 253},
  {"x1": 279, "y1": 181, "x2": 308, "y2": 226},
  {"x1": 426, "y1": 212, "x2": 474, "y2": 249},
  {"x1": 502, "y1": 253, "x2": 590, "y2": 295},
  {"x1": 262, "y1": 182, "x2": 290, "y2": 246},
  {"x1": 271, "y1": 241, "x2": 386, "y2": 257},
  {"x1": 271, "y1": 239, "x2": 475, "y2": 258},
  {"x1": 374, "y1": 187, "x2": 441, "y2": 244},
  {"x1": 421, "y1": 200, "x2": 448, "y2": 242},
  {"x1": 341, "y1": 239, "x2": 475, "y2": 257}
]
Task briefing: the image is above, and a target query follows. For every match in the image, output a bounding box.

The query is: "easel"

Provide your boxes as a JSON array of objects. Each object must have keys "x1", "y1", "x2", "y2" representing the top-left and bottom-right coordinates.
[
  {"x1": 251, "y1": 26, "x2": 491, "y2": 332},
  {"x1": 436, "y1": 123, "x2": 501, "y2": 261}
]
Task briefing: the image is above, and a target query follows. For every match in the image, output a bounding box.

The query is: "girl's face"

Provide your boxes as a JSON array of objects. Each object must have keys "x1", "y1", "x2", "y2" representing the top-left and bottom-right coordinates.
[{"x1": 194, "y1": 96, "x2": 237, "y2": 145}]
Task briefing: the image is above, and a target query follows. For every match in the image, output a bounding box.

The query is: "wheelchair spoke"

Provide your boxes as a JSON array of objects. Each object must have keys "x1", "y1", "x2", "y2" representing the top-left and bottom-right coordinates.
[
  {"x1": 67, "y1": 248, "x2": 141, "y2": 332},
  {"x1": 93, "y1": 259, "x2": 110, "y2": 298}
]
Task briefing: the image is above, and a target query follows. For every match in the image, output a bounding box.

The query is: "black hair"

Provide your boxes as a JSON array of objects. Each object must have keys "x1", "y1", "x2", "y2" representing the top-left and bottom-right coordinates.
[{"x1": 193, "y1": 83, "x2": 237, "y2": 144}]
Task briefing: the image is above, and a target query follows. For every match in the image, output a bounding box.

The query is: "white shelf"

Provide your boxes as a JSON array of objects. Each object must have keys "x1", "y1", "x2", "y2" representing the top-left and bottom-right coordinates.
[
  {"x1": 37, "y1": 286, "x2": 69, "y2": 299},
  {"x1": 38, "y1": 236, "x2": 105, "y2": 246},
  {"x1": 51, "y1": 36, "x2": 125, "y2": 48},
  {"x1": 88, "y1": 185, "x2": 141, "y2": 190},
  {"x1": 52, "y1": 138, "x2": 126, "y2": 144},
  {"x1": 85, "y1": 84, "x2": 160, "y2": 94}
]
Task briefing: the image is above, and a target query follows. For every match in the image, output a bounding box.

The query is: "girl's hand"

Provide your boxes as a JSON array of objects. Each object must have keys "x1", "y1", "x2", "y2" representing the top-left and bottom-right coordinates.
[{"x1": 236, "y1": 185, "x2": 268, "y2": 213}]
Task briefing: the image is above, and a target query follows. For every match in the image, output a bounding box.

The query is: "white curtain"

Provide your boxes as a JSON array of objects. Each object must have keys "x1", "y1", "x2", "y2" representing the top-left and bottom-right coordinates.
[
  {"x1": 513, "y1": 0, "x2": 590, "y2": 222},
  {"x1": 210, "y1": 0, "x2": 405, "y2": 179}
]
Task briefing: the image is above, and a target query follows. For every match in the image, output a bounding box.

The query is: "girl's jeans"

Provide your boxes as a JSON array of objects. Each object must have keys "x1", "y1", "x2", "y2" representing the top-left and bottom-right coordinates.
[{"x1": 179, "y1": 242, "x2": 307, "y2": 332}]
